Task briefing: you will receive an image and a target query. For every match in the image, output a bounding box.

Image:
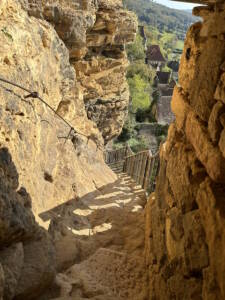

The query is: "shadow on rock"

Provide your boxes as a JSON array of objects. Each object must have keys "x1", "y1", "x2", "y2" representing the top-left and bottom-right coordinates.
[{"x1": 0, "y1": 147, "x2": 56, "y2": 300}]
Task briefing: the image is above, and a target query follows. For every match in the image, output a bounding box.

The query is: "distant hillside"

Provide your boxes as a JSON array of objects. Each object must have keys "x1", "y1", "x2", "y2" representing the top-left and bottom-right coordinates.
[{"x1": 123, "y1": 0, "x2": 197, "y2": 34}]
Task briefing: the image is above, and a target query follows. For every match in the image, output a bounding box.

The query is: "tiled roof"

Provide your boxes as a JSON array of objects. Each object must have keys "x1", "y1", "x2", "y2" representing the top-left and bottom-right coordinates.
[
  {"x1": 147, "y1": 45, "x2": 166, "y2": 62},
  {"x1": 167, "y1": 60, "x2": 179, "y2": 72},
  {"x1": 156, "y1": 71, "x2": 171, "y2": 84}
]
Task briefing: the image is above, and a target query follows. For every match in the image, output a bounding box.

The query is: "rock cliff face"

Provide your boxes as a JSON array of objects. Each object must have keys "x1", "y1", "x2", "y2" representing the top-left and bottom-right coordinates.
[
  {"x1": 0, "y1": 0, "x2": 136, "y2": 299},
  {"x1": 0, "y1": 0, "x2": 136, "y2": 218},
  {"x1": 24, "y1": 0, "x2": 137, "y2": 143},
  {"x1": 3, "y1": 0, "x2": 225, "y2": 299},
  {"x1": 145, "y1": 2, "x2": 225, "y2": 300}
]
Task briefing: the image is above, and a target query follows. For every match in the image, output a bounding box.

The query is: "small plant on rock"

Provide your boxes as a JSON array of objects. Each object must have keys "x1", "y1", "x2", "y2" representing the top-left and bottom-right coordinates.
[{"x1": 1, "y1": 27, "x2": 13, "y2": 41}]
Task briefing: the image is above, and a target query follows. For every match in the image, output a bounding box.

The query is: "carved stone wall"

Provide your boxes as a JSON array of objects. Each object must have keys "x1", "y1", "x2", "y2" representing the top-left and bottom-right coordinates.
[{"x1": 145, "y1": 3, "x2": 225, "y2": 299}]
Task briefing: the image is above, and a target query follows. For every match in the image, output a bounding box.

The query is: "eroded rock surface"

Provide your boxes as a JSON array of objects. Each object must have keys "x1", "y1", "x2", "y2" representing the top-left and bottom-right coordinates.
[
  {"x1": 39, "y1": 174, "x2": 148, "y2": 300},
  {"x1": 24, "y1": 0, "x2": 137, "y2": 143},
  {"x1": 0, "y1": 148, "x2": 56, "y2": 300},
  {"x1": 145, "y1": 3, "x2": 225, "y2": 300},
  {"x1": 0, "y1": 0, "x2": 138, "y2": 299},
  {"x1": 0, "y1": 0, "x2": 137, "y2": 220}
]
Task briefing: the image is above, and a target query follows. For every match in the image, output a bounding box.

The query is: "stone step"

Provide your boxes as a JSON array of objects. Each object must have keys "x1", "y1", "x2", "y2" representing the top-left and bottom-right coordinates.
[{"x1": 55, "y1": 248, "x2": 147, "y2": 300}]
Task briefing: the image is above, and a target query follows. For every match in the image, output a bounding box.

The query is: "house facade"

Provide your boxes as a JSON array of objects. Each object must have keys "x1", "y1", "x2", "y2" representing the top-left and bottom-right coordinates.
[{"x1": 146, "y1": 45, "x2": 166, "y2": 69}]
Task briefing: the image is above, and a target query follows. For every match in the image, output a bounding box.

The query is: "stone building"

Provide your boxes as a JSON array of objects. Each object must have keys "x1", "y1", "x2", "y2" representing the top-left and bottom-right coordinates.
[
  {"x1": 167, "y1": 60, "x2": 180, "y2": 81},
  {"x1": 156, "y1": 87, "x2": 175, "y2": 125},
  {"x1": 152, "y1": 71, "x2": 175, "y2": 125},
  {"x1": 146, "y1": 45, "x2": 166, "y2": 69},
  {"x1": 154, "y1": 71, "x2": 171, "y2": 88}
]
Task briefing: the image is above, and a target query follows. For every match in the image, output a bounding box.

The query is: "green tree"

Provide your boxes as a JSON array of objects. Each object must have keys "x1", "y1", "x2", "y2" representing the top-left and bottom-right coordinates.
[
  {"x1": 127, "y1": 62, "x2": 155, "y2": 82},
  {"x1": 126, "y1": 34, "x2": 145, "y2": 61},
  {"x1": 128, "y1": 74, "x2": 150, "y2": 111}
]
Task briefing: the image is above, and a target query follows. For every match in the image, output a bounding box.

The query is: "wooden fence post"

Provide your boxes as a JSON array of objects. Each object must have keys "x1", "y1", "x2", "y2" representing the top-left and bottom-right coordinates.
[
  {"x1": 104, "y1": 147, "x2": 160, "y2": 194},
  {"x1": 143, "y1": 151, "x2": 152, "y2": 190}
]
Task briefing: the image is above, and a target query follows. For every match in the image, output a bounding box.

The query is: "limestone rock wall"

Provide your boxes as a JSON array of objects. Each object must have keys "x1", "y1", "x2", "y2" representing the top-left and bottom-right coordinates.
[
  {"x1": 145, "y1": 3, "x2": 225, "y2": 300},
  {"x1": 0, "y1": 0, "x2": 136, "y2": 221},
  {"x1": 24, "y1": 0, "x2": 137, "y2": 143},
  {"x1": 0, "y1": 1, "x2": 136, "y2": 298}
]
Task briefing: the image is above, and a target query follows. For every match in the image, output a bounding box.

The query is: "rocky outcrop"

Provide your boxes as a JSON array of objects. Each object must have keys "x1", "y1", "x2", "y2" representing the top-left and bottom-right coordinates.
[
  {"x1": 24, "y1": 0, "x2": 137, "y2": 143},
  {"x1": 0, "y1": 0, "x2": 137, "y2": 221},
  {"x1": 145, "y1": 3, "x2": 225, "y2": 300}
]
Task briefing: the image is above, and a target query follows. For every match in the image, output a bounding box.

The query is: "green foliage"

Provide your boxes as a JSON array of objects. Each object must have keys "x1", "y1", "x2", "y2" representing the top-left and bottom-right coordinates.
[
  {"x1": 124, "y1": 0, "x2": 198, "y2": 61},
  {"x1": 126, "y1": 34, "x2": 154, "y2": 112},
  {"x1": 134, "y1": 123, "x2": 168, "y2": 137},
  {"x1": 154, "y1": 124, "x2": 169, "y2": 137},
  {"x1": 136, "y1": 107, "x2": 156, "y2": 123},
  {"x1": 114, "y1": 0, "x2": 196, "y2": 152},
  {"x1": 115, "y1": 116, "x2": 149, "y2": 153},
  {"x1": 126, "y1": 34, "x2": 145, "y2": 61},
  {"x1": 128, "y1": 136, "x2": 148, "y2": 153},
  {"x1": 128, "y1": 74, "x2": 150, "y2": 111},
  {"x1": 117, "y1": 117, "x2": 135, "y2": 142},
  {"x1": 123, "y1": 0, "x2": 197, "y2": 33},
  {"x1": 127, "y1": 61, "x2": 155, "y2": 82},
  {"x1": 1, "y1": 27, "x2": 13, "y2": 41},
  {"x1": 176, "y1": 39, "x2": 184, "y2": 50},
  {"x1": 144, "y1": 26, "x2": 183, "y2": 61},
  {"x1": 115, "y1": 135, "x2": 149, "y2": 154}
]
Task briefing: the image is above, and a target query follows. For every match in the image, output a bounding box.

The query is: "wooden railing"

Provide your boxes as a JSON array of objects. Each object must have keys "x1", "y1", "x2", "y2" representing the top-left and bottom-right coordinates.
[
  {"x1": 105, "y1": 146, "x2": 160, "y2": 193},
  {"x1": 123, "y1": 150, "x2": 159, "y2": 192},
  {"x1": 104, "y1": 146, "x2": 132, "y2": 165}
]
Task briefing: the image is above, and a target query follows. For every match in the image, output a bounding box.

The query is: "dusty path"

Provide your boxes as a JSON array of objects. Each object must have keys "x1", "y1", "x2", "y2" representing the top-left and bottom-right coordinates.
[{"x1": 40, "y1": 173, "x2": 148, "y2": 300}]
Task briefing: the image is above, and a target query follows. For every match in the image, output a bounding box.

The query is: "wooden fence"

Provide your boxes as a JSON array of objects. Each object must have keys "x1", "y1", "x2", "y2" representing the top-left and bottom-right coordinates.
[
  {"x1": 123, "y1": 150, "x2": 159, "y2": 192},
  {"x1": 105, "y1": 146, "x2": 160, "y2": 193},
  {"x1": 104, "y1": 146, "x2": 132, "y2": 165}
]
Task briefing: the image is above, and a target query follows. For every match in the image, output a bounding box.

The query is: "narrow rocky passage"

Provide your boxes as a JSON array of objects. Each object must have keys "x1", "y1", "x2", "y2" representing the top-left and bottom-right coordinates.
[{"x1": 39, "y1": 174, "x2": 148, "y2": 300}]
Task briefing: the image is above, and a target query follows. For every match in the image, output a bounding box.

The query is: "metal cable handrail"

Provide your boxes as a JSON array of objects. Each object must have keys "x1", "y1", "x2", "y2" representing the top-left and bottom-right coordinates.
[{"x1": 0, "y1": 76, "x2": 88, "y2": 141}]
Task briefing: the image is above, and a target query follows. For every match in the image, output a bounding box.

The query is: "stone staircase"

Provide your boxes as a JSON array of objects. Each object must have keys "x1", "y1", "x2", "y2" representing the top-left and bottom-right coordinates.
[
  {"x1": 39, "y1": 146, "x2": 160, "y2": 299},
  {"x1": 41, "y1": 171, "x2": 149, "y2": 300},
  {"x1": 109, "y1": 161, "x2": 125, "y2": 174}
]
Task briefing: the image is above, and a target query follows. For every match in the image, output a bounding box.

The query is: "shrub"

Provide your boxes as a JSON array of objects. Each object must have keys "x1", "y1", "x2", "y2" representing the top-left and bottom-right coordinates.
[
  {"x1": 126, "y1": 34, "x2": 145, "y2": 61},
  {"x1": 127, "y1": 62, "x2": 155, "y2": 82},
  {"x1": 128, "y1": 74, "x2": 151, "y2": 111}
]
